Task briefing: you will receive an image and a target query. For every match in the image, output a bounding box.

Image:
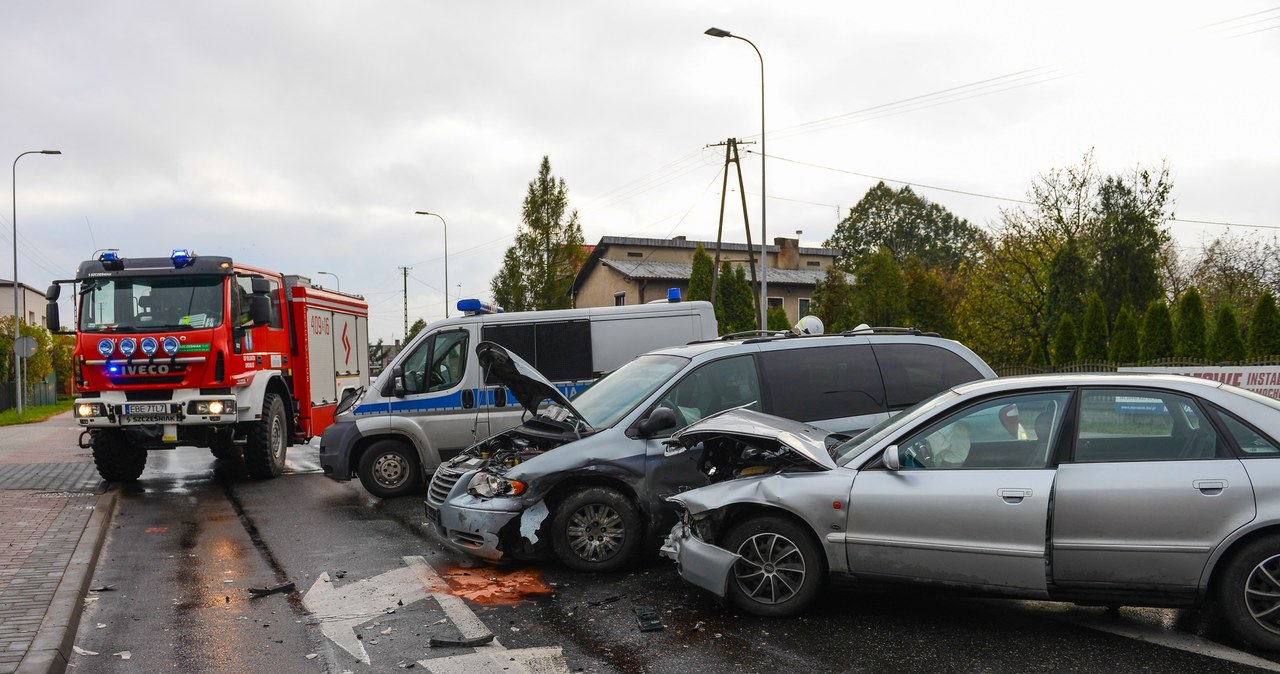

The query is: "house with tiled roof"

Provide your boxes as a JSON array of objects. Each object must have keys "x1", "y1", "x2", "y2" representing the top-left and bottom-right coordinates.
[{"x1": 570, "y1": 236, "x2": 844, "y2": 324}]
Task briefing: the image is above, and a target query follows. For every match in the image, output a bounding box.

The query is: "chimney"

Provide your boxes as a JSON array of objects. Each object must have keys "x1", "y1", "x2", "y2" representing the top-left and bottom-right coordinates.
[{"x1": 776, "y1": 237, "x2": 800, "y2": 270}]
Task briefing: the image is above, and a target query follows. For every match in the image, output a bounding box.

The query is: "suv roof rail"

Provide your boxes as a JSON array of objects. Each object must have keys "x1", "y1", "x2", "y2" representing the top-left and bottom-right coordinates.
[
  {"x1": 840, "y1": 325, "x2": 942, "y2": 338},
  {"x1": 719, "y1": 329, "x2": 789, "y2": 341}
]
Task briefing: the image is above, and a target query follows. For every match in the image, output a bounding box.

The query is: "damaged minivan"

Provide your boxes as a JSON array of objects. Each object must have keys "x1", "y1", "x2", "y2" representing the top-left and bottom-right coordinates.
[
  {"x1": 659, "y1": 373, "x2": 1280, "y2": 651},
  {"x1": 424, "y1": 328, "x2": 994, "y2": 572}
]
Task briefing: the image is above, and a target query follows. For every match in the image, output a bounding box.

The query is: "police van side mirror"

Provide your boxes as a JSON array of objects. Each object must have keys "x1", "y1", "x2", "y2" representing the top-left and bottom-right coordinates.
[{"x1": 390, "y1": 365, "x2": 406, "y2": 398}]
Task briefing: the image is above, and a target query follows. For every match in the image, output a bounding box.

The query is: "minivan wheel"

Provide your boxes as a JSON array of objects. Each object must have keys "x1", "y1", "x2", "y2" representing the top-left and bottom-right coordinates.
[
  {"x1": 722, "y1": 516, "x2": 824, "y2": 618},
  {"x1": 1220, "y1": 536, "x2": 1280, "y2": 650},
  {"x1": 358, "y1": 440, "x2": 421, "y2": 498},
  {"x1": 551, "y1": 487, "x2": 642, "y2": 572}
]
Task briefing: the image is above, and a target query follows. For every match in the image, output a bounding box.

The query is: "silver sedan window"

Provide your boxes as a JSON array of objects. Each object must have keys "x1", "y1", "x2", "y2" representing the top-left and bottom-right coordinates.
[{"x1": 896, "y1": 391, "x2": 1070, "y2": 470}]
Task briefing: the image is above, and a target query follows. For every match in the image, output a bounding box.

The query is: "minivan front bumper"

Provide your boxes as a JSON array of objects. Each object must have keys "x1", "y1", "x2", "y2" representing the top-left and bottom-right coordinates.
[
  {"x1": 425, "y1": 497, "x2": 524, "y2": 562},
  {"x1": 424, "y1": 465, "x2": 537, "y2": 562}
]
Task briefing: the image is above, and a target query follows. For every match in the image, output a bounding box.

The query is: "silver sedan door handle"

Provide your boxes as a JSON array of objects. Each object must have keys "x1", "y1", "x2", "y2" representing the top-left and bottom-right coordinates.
[
  {"x1": 1193, "y1": 479, "x2": 1227, "y2": 495},
  {"x1": 997, "y1": 488, "x2": 1032, "y2": 503}
]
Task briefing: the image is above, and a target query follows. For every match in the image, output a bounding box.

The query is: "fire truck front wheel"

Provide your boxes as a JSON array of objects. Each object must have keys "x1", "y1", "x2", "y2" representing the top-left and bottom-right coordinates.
[
  {"x1": 245, "y1": 392, "x2": 288, "y2": 479},
  {"x1": 358, "y1": 439, "x2": 421, "y2": 498},
  {"x1": 92, "y1": 430, "x2": 146, "y2": 482}
]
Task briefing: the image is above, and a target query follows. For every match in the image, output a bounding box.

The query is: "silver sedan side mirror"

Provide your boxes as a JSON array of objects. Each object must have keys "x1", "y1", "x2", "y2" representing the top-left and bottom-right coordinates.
[{"x1": 882, "y1": 445, "x2": 901, "y2": 471}]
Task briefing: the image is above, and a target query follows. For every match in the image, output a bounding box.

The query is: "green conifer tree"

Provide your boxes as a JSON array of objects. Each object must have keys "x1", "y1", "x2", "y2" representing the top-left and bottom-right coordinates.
[
  {"x1": 1077, "y1": 292, "x2": 1108, "y2": 361},
  {"x1": 1208, "y1": 305, "x2": 1246, "y2": 363},
  {"x1": 1174, "y1": 287, "x2": 1207, "y2": 360},
  {"x1": 1108, "y1": 305, "x2": 1139, "y2": 363},
  {"x1": 1139, "y1": 300, "x2": 1175, "y2": 362},
  {"x1": 1052, "y1": 315, "x2": 1079, "y2": 367},
  {"x1": 1249, "y1": 291, "x2": 1280, "y2": 359},
  {"x1": 688, "y1": 244, "x2": 714, "y2": 303}
]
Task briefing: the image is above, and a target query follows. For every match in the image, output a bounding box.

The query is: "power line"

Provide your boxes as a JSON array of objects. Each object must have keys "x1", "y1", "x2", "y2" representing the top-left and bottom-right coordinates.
[{"x1": 760, "y1": 150, "x2": 1277, "y2": 231}]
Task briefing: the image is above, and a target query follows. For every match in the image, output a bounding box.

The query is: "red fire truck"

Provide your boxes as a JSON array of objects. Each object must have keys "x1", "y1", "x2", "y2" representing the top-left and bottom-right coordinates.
[{"x1": 47, "y1": 249, "x2": 369, "y2": 482}]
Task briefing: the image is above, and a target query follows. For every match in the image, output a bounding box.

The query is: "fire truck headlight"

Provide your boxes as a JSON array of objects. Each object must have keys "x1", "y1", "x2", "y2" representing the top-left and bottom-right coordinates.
[
  {"x1": 76, "y1": 403, "x2": 103, "y2": 418},
  {"x1": 190, "y1": 399, "x2": 236, "y2": 416}
]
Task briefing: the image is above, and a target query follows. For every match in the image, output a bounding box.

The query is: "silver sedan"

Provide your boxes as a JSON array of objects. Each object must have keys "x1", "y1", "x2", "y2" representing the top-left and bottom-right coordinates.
[{"x1": 661, "y1": 373, "x2": 1280, "y2": 650}]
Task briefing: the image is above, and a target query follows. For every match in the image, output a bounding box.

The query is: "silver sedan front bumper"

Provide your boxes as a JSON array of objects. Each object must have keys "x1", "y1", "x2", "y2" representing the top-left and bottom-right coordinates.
[{"x1": 661, "y1": 521, "x2": 741, "y2": 599}]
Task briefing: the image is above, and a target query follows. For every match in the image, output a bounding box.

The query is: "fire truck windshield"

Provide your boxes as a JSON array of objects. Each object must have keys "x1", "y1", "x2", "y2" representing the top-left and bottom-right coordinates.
[{"x1": 79, "y1": 276, "x2": 225, "y2": 332}]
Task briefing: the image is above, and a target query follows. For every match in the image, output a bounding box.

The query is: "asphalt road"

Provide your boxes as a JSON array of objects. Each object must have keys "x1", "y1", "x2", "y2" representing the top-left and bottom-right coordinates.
[{"x1": 59, "y1": 438, "x2": 1280, "y2": 673}]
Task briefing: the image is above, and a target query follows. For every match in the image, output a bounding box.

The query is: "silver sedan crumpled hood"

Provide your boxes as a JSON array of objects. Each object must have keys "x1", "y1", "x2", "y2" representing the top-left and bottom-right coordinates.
[{"x1": 669, "y1": 408, "x2": 837, "y2": 475}]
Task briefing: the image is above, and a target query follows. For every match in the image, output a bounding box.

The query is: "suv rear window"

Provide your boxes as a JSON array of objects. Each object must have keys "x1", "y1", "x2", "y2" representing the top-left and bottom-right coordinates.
[
  {"x1": 873, "y1": 343, "x2": 984, "y2": 409},
  {"x1": 759, "y1": 344, "x2": 886, "y2": 421}
]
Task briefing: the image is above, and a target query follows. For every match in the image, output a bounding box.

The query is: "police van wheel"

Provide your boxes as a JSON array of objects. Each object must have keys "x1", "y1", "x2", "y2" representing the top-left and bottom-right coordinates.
[
  {"x1": 358, "y1": 440, "x2": 421, "y2": 499},
  {"x1": 92, "y1": 430, "x2": 146, "y2": 482},
  {"x1": 245, "y1": 393, "x2": 288, "y2": 479}
]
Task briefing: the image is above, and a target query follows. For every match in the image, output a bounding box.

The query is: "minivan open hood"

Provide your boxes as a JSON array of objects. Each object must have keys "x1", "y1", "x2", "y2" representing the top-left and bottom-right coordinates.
[
  {"x1": 669, "y1": 408, "x2": 837, "y2": 479},
  {"x1": 476, "y1": 341, "x2": 589, "y2": 424}
]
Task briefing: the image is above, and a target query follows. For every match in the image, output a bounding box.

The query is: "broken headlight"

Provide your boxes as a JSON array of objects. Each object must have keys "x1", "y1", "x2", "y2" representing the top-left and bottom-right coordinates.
[{"x1": 467, "y1": 472, "x2": 526, "y2": 498}]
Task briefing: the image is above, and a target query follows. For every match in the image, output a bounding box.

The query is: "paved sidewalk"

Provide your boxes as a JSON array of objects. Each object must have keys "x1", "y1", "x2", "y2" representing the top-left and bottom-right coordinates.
[{"x1": 0, "y1": 413, "x2": 113, "y2": 674}]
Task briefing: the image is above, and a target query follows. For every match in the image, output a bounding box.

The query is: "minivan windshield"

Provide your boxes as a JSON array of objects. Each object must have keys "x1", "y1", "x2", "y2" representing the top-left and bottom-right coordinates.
[
  {"x1": 832, "y1": 389, "x2": 959, "y2": 465},
  {"x1": 567, "y1": 354, "x2": 689, "y2": 429}
]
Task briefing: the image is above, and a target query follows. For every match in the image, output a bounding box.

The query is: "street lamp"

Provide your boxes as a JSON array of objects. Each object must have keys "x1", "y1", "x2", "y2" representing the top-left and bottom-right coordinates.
[
  {"x1": 705, "y1": 27, "x2": 767, "y2": 331},
  {"x1": 11, "y1": 149, "x2": 60, "y2": 415},
  {"x1": 413, "y1": 211, "x2": 449, "y2": 318},
  {"x1": 315, "y1": 271, "x2": 340, "y2": 290}
]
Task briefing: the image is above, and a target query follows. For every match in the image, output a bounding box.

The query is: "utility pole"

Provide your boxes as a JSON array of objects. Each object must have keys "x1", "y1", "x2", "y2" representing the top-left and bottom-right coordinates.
[
  {"x1": 399, "y1": 266, "x2": 411, "y2": 337},
  {"x1": 707, "y1": 138, "x2": 761, "y2": 327}
]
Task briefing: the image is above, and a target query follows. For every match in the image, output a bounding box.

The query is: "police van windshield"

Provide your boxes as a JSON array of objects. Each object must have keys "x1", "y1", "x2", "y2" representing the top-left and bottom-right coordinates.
[
  {"x1": 567, "y1": 354, "x2": 688, "y2": 429},
  {"x1": 79, "y1": 276, "x2": 225, "y2": 332}
]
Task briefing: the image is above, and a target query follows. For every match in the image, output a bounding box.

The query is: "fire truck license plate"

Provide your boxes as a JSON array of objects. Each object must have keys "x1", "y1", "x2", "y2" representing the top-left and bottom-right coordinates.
[{"x1": 125, "y1": 403, "x2": 168, "y2": 415}]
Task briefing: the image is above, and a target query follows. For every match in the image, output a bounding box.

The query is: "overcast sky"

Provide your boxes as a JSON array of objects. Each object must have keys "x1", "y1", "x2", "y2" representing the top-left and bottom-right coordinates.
[{"x1": 3, "y1": 2, "x2": 1278, "y2": 343}]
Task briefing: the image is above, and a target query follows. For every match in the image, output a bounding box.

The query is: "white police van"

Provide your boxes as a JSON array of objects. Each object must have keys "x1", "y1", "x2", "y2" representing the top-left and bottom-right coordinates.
[{"x1": 319, "y1": 295, "x2": 718, "y2": 497}]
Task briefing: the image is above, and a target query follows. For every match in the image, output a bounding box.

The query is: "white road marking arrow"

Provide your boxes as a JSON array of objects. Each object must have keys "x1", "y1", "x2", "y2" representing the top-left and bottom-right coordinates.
[
  {"x1": 304, "y1": 556, "x2": 566, "y2": 672},
  {"x1": 303, "y1": 562, "x2": 441, "y2": 663}
]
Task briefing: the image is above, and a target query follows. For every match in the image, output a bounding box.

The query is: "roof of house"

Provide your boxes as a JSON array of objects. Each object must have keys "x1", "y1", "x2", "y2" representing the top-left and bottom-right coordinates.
[
  {"x1": 571, "y1": 236, "x2": 844, "y2": 295},
  {"x1": 599, "y1": 259, "x2": 838, "y2": 286}
]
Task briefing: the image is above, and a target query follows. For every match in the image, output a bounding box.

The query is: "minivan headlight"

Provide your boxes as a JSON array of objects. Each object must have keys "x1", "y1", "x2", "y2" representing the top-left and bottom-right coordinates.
[{"x1": 467, "y1": 472, "x2": 526, "y2": 498}]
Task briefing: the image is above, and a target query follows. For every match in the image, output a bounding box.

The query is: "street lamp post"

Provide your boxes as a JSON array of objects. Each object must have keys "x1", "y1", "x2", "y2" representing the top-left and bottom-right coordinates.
[
  {"x1": 705, "y1": 27, "x2": 767, "y2": 331},
  {"x1": 413, "y1": 211, "x2": 449, "y2": 318},
  {"x1": 315, "y1": 271, "x2": 340, "y2": 290},
  {"x1": 11, "y1": 149, "x2": 60, "y2": 415}
]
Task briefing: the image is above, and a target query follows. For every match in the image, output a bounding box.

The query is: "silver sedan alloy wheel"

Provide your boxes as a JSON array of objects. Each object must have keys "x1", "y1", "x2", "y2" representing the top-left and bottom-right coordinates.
[
  {"x1": 1245, "y1": 552, "x2": 1280, "y2": 634},
  {"x1": 733, "y1": 532, "x2": 807, "y2": 605},
  {"x1": 566, "y1": 503, "x2": 625, "y2": 561}
]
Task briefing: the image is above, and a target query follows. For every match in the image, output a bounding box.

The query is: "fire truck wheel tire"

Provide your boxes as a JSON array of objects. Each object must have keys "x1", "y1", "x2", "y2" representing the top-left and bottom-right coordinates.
[
  {"x1": 210, "y1": 439, "x2": 241, "y2": 461},
  {"x1": 246, "y1": 392, "x2": 288, "y2": 479},
  {"x1": 358, "y1": 440, "x2": 422, "y2": 498},
  {"x1": 92, "y1": 431, "x2": 146, "y2": 482},
  {"x1": 210, "y1": 445, "x2": 240, "y2": 461}
]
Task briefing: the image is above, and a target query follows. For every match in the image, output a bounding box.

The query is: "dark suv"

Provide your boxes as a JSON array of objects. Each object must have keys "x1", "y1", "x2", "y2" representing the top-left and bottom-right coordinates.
[{"x1": 424, "y1": 328, "x2": 996, "y2": 571}]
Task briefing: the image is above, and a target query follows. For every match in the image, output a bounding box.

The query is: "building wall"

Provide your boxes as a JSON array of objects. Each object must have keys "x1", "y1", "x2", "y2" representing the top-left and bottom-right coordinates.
[
  {"x1": 574, "y1": 237, "x2": 834, "y2": 323},
  {"x1": 575, "y1": 265, "x2": 689, "y2": 307},
  {"x1": 0, "y1": 283, "x2": 49, "y2": 327}
]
